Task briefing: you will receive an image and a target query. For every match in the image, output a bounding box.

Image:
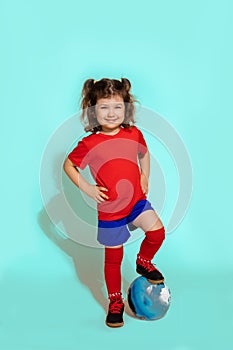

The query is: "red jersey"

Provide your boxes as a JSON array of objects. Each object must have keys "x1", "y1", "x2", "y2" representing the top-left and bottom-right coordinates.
[{"x1": 68, "y1": 126, "x2": 148, "y2": 221}]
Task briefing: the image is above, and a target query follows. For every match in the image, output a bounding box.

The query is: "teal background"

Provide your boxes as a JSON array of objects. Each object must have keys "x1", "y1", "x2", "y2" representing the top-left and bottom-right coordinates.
[{"x1": 1, "y1": 0, "x2": 233, "y2": 349}]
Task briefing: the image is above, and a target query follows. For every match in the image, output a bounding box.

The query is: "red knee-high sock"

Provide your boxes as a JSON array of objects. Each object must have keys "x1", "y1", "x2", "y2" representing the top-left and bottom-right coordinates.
[
  {"x1": 138, "y1": 227, "x2": 165, "y2": 261},
  {"x1": 104, "y1": 246, "x2": 123, "y2": 296}
]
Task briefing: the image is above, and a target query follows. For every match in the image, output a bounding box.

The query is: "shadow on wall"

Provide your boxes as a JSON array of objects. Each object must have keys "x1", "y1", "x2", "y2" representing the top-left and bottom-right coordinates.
[{"x1": 37, "y1": 203, "x2": 133, "y2": 312}]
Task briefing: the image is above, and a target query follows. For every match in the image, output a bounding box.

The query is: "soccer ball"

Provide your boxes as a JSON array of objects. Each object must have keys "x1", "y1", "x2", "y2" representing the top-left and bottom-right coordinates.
[{"x1": 127, "y1": 276, "x2": 171, "y2": 320}]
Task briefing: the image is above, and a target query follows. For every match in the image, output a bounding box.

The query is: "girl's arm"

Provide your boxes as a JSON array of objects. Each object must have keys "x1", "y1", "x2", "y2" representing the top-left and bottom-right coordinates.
[
  {"x1": 138, "y1": 150, "x2": 150, "y2": 194},
  {"x1": 63, "y1": 158, "x2": 109, "y2": 203}
]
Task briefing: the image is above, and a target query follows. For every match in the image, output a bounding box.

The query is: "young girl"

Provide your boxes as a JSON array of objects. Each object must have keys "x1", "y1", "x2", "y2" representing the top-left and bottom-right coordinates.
[{"x1": 63, "y1": 78, "x2": 165, "y2": 328}]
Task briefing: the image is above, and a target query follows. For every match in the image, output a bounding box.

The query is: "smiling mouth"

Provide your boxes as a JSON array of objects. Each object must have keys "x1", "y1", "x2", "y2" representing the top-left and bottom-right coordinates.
[{"x1": 105, "y1": 118, "x2": 118, "y2": 122}]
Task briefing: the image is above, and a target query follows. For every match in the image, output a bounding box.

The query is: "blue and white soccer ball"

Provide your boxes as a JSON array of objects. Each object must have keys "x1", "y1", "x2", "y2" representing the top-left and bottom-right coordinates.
[{"x1": 127, "y1": 276, "x2": 171, "y2": 320}]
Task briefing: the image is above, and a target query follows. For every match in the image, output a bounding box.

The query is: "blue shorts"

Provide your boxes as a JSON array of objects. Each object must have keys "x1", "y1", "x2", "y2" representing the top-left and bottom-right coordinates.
[{"x1": 97, "y1": 199, "x2": 154, "y2": 246}]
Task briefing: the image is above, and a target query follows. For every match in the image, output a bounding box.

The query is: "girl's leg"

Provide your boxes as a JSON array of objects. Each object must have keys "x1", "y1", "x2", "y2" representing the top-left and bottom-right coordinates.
[
  {"x1": 104, "y1": 245, "x2": 123, "y2": 297},
  {"x1": 104, "y1": 245, "x2": 124, "y2": 327},
  {"x1": 132, "y1": 210, "x2": 165, "y2": 283}
]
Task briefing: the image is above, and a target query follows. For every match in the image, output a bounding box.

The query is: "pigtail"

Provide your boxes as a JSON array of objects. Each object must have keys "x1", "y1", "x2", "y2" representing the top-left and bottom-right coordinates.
[
  {"x1": 121, "y1": 78, "x2": 131, "y2": 93},
  {"x1": 120, "y1": 77, "x2": 136, "y2": 126},
  {"x1": 81, "y1": 79, "x2": 95, "y2": 100},
  {"x1": 80, "y1": 79, "x2": 97, "y2": 132}
]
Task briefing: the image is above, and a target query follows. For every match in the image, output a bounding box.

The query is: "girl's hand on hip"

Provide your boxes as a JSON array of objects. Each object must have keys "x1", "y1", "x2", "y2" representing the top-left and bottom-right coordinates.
[
  {"x1": 140, "y1": 172, "x2": 149, "y2": 194},
  {"x1": 85, "y1": 184, "x2": 109, "y2": 203}
]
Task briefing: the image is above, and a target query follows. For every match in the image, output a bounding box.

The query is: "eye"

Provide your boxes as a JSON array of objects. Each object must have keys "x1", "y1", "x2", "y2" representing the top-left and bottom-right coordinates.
[
  {"x1": 100, "y1": 106, "x2": 107, "y2": 109},
  {"x1": 115, "y1": 105, "x2": 123, "y2": 109}
]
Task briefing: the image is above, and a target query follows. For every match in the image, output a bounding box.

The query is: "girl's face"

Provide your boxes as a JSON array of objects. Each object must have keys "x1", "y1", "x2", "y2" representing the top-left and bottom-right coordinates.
[{"x1": 95, "y1": 95, "x2": 125, "y2": 133}]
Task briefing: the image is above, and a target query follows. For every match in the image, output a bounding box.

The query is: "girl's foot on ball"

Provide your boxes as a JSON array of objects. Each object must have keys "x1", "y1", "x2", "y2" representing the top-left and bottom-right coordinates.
[{"x1": 136, "y1": 254, "x2": 164, "y2": 284}]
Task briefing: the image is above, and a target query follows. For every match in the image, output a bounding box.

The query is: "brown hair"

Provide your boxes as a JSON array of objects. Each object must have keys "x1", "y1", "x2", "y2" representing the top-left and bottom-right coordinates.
[{"x1": 79, "y1": 78, "x2": 139, "y2": 133}]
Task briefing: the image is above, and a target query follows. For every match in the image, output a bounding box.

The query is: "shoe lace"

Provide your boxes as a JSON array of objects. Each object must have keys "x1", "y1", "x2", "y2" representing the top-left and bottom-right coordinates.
[
  {"x1": 109, "y1": 298, "x2": 124, "y2": 314},
  {"x1": 139, "y1": 258, "x2": 157, "y2": 272}
]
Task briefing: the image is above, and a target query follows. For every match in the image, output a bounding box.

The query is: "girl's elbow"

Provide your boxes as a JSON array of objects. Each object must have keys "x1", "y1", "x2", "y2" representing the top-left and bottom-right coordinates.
[
  {"x1": 63, "y1": 158, "x2": 78, "y2": 173},
  {"x1": 63, "y1": 158, "x2": 70, "y2": 172}
]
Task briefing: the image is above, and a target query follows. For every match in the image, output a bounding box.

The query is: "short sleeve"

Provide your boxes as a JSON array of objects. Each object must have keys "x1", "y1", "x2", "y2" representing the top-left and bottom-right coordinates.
[
  {"x1": 137, "y1": 128, "x2": 148, "y2": 156},
  {"x1": 68, "y1": 139, "x2": 90, "y2": 169}
]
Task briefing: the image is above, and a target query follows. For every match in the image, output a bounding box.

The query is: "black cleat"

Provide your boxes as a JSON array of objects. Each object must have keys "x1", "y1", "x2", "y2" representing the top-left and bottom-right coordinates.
[
  {"x1": 105, "y1": 293, "x2": 124, "y2": 328},
  {"x1": 136, "y1": 254, "x2": 164, "y2": 284}
]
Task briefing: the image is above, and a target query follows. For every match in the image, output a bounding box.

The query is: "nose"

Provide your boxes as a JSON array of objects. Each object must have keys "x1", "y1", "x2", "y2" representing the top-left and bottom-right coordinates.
[{"x1": 108, "y1": 107, "x2": 115, "y2": 117}]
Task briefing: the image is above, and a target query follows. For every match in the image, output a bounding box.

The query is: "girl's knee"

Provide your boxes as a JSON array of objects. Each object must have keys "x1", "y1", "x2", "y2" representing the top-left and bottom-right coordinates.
[
  {"x1": 104, "y1": 245, "x2": 124, "y2": 264},
  {"x1": 146, "y1": 226, "x2": 165, "y2": 244}
]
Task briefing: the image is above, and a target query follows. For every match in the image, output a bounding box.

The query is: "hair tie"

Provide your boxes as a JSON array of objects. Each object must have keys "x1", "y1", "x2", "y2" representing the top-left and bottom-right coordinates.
[
  {"x1": 93, "y1": 80, "x2": 98, "y2": 84},
  {"x1": 119, "y1": 78, "x2": 122, "y2": 82}
]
